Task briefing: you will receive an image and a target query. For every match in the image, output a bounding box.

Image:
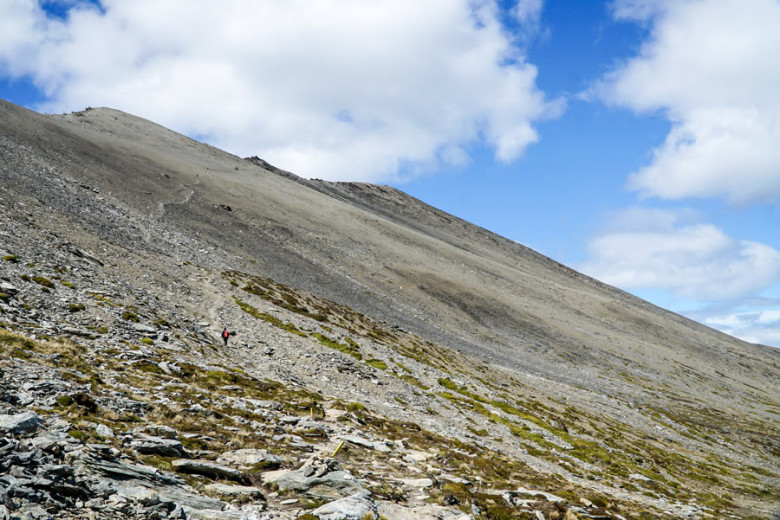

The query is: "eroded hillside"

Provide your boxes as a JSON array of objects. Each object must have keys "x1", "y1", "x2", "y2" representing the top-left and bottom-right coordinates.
[{"x1": 0, "y1": 99, "x2": 778, "y2": 519}]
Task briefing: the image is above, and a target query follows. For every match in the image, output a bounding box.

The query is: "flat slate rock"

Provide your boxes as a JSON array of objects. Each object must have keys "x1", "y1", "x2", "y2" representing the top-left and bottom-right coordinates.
[
  {"x1": 204, "y1": 483, "x2": 265, "y2": 500},
  {"x1": 311, "y1": 490, "x2": 377, "y2": 520},
  {"x1": 216, "y1": 448, "x2": 283, "y2": 470},
  {"x1": 0, "y1": 411, "x2": 43, "y2": 435},
  {"x1": 172, "y1": 459, "x2": 246, "y2": 483},
  {"x1": 130, "y1": 435, "x2": 186, "y2": 458}
]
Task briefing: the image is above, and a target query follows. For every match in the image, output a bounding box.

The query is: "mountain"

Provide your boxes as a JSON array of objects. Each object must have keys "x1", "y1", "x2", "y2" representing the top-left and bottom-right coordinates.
[{"x1": 0, "y1": 98, "x2": 777, "y2": 520}]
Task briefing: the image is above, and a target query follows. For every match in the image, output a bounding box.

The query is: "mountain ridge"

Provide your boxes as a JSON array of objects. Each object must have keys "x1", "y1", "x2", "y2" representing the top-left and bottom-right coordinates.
[{"x1": 0, "y1": 98, "x2": 778, "y2": 519}]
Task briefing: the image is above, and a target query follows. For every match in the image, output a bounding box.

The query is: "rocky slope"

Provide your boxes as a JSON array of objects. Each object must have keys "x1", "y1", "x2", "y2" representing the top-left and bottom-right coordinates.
[{"x1": 0, "y1": 98, "x2": 778, "y2": 520}]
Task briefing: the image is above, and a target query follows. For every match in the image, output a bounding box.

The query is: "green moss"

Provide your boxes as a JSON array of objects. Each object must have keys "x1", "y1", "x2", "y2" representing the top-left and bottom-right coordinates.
[
  {"x1": 69, "y1": 303, "x2": 86, "y2": 313},
  {"x1": 367, "y1": 359, "x2": 387, "y2": 370},
  {"x1": 122, "y1": 311, "x2": 139, "y2": 322},
  {"x1": 68, "y1": 430, "x2": 84, "y2": 440},
  {"x1": 90, "y1": 293, "x2": 118, "y2": 306},
  {"x1": 140, "y1": 338, "x2": 154, "y2": 345},
  {"x1": 0, "y1": 293, "x2": 9, "y2": 302},
  {"x1": 32, "y1": 276, "x2": 55, "y2": 288},
  {"x1": 438, "y1": 378, "x2": 460, "y2": 391},
  {"x1": 61, "y1": 280, "x2": 75, "y2": 289},
  {"x1": 56, "y1": 395, "x2": 74, "y2": 407},
  {"x1": 138, "y1": 454, "x2": 175, "y2": 472},
  {"x1": 313, "y1": 333, "x2": 362, "y2": 360},
  {"x1": 399, "y1": 374, "x2": 429, "y2": 390},
  {"x1": 3, "y1": 255, "x2": 19, "y2": 263},
  {"x1": 154, "y1": 316, "x2": 169, "y2": 327},
  {"x1": 249, "y1": 459, "x2": 282, "y2": 472}
]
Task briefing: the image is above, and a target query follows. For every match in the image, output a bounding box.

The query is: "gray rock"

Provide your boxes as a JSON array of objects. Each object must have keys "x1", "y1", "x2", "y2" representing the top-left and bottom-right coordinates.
[
  {"x1": 171, "y1": 459, "x2": 246, "y2": 483},
  {"x1": 629, "y1": 473, "x2": 653, "y2": 482},
  {"x1": 140, "y1": 424, "x2": 179, "y2": 440},
  {"x1": 132, "y1": 323, "x2": 157, "y2": 334},
  {"x1": 342, "y1": 435, "x2": 392, "y2": 453},
  {"x1": 203, "y1": 483, "x2": 265, "y2": 500},
  {"x1": 0, "y1": 281, "x2": 19, "y2": 295},
  {"x1": 61, "y1": 327, "x2": 93, "y2": 337},
  {"x1": 311, "y1": 490, "x2": 377, "y2": 520},
  {"x1": 91, "y1": 460, "x2": 184, "y2": 486},
  {"x1": 9, "y1": 504, "x2": 52, "y2": 520},
  {"x1": 262, "y1": 458, "x2": 363, "y2": 500},
  {"x1": 400, "y1": 477, "x2": 434, "y2": 489},
  {"x1": 0, "y1": 411, "x2": 43, "y2": 435},
  {"x1": 130, "y1": 435, "x2": 186, "y2": 457},
  {"x1": 376, "y1": 502, "x2": 472, "y2": 520},
  {"x1": 95, "y1": 424, "x2": 114, "y2": 438},
  {"x1": 113, "y1": 482, "x2": 225, "y2": 513},
  {"x1": 182, "y1": 509, "x2": 246, "y2": 520},
  {"x1": 245, "y1": 399, "x2": 283, "y2": 411},
  {"x1": 158, "y1": 361, "x2": 180, "y2": 375},
  {"x1": 216, "y1": 448, "x2": 283, "y2": 470}
]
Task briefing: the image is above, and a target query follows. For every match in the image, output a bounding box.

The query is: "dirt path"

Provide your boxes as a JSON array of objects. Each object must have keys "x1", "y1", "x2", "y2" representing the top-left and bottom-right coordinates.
[{"x1": 142, "y1": 180, "x2": 199, "y2": 243}]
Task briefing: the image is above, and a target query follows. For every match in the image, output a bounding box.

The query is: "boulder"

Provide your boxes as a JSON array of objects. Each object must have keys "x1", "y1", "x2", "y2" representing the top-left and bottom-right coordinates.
[
  {"x1": 0, "y1": 281, "x2": 19, "y2": 295},
  {"x1": 130, "y1": 435, "x2": 187, "y2": 458},
  {"x1": 171, "y1": 459, "x2": 246, "y2": 483},
  {"x1": 216, "y1": 448, "x2": 282, "y2": 470},
  {"x1": 140, "y1": 424, "x2": 179, "y2": 440},
  {"x1": 0, "y1": 411, "x2": 43, "y2": 435},
  {"x1": 262, "y1": 457, "x2": 363, "y2": 500},
  {"x1": 95, "y1": 424, "x2": 114, "y2": 438},
  {"x1": 311, "y1": 490, "x2": 377, "y2": 520},
  {"x1": 133, "y1": 323, "x2": 157, "y2": 334},
  {"x1": 400, "y1": 477, "x2": 435, "y2": 490}
]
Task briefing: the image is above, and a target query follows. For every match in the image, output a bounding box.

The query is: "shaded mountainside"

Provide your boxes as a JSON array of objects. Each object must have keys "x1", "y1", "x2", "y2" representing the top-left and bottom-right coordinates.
[{"x1": 0, "y1": 98, "x2": 778, "y2": 520}]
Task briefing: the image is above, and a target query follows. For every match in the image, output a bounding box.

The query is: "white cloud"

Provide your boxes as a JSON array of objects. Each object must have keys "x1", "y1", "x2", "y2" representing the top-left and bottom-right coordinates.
[
  {"x1": 596, "y1": 0, "x2": 780, "y2": 204},
  {"x1": 0, "y1": 0, "x2": 562, "y2": 181},
  {"x1": 703, "y1": 307, "x2": 780, "y2": 347},
  {"x1": 579, "y1": 208, "x2": 780, "y2": 301}
]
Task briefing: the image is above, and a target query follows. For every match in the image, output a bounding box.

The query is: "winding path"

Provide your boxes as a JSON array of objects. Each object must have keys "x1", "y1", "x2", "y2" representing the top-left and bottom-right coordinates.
[{"x1": 142, "y1": 179, "x2": 199, "y2": 243}]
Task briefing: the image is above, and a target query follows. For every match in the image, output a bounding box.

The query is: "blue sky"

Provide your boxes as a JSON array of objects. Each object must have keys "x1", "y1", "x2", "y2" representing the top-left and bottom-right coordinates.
[{"x1": 1, "y1": 0, "x2": 779, "y2": 347}]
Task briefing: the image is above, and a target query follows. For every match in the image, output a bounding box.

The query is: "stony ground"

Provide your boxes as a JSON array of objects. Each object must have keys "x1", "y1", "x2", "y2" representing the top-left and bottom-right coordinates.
[{"x1": 0, "y1": 99, "x2": 778, "y2": 519}]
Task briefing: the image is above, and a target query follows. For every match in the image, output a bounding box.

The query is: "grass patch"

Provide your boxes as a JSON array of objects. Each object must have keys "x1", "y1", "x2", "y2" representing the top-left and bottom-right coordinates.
[
  {"x1": 367, "y1": 359, "x2": 387, "y2": 370},
  {"x1": 31, "y1": 276, "x2": 55, "y2": 288},
  {"x1": 122, "y1": 311, "x2": 139, "y2": 322},
  {"x1": 313, "y1": 333, "x2": 361, "y2": 360},
  {"x1": 233, "y1": 297, "x2": 306, "y2": 337}
]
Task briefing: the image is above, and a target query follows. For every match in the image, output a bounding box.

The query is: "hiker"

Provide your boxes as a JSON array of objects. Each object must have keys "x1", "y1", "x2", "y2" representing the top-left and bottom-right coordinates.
[{"x1": 221, "y1": 327, "x2": 230, "y2": 346}]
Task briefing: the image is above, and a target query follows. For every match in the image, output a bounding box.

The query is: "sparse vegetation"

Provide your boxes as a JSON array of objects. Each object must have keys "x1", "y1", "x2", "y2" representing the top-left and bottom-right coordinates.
[
  {"x1": 122, "y1": 310, "x2": 139, "y2": 322},
  {"x1": 31, "y1": 276, "x2": 55, "y2": 288}
]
